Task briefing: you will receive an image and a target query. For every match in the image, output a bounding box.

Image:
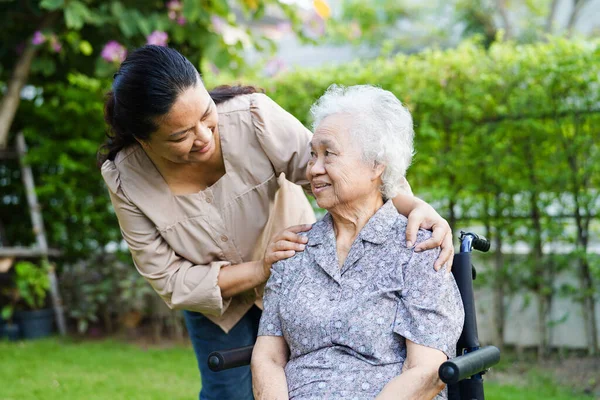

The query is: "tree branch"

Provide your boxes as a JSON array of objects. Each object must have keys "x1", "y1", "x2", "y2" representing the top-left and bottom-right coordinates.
[
  {"x1": 495, "y1": 0, "x2": 513, "y2": 39},
  {"x1": 566, "y1": 0, "x2": 590, "y2": 37},
  {"x1": 544, "y1": 0, "x2": 559, "y2": 33},
  {"x1": 0, "y1": 11, "x2": 59, "y2": 149}
]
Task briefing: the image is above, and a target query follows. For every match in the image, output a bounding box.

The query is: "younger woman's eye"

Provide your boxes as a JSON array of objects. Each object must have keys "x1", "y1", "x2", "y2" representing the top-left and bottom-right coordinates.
[{"x1": 172, "y1": 133, "x2": 189, "y2": 143}]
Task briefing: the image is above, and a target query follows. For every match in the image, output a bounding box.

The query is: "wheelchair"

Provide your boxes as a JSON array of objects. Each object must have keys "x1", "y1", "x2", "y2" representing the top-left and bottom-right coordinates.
[{"x1": 207, "y1": 231, "x2": 500, "y2": 400}]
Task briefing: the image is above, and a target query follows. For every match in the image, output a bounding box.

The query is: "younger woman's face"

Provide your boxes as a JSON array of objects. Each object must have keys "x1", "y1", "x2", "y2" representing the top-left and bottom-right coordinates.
[{"x1": 141, "y1": 81, "x2": 219, "y2": 164}]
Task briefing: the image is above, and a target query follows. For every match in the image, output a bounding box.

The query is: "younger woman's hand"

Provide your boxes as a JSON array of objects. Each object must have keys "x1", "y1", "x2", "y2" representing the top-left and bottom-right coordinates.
[{"x1": 261, "y1": 224, "x2": 312, "y2": 281}]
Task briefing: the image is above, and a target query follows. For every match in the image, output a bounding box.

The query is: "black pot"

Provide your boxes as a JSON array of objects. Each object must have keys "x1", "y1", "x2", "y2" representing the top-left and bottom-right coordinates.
[
  {"x1": 15, "y1": 308, "x2": 54, "y2": 340},
  {"x1": 4, "y1": 323, "x2": 20, "y2": 341}
]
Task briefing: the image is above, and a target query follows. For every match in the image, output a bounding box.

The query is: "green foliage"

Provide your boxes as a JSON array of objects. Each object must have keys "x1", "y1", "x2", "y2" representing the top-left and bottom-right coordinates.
[
  {"x1": 60, "y1": 253, "x2": 153, "y2": 333},
  {"x1": 14, "y1": 261, "x2": 51, "y2": 310},
  {"x1": 1, "y1": 36, "x2": 599, "y2": 338},
  {"x1": 0, "y1": 0, "x2": 305, "y2": 87}
]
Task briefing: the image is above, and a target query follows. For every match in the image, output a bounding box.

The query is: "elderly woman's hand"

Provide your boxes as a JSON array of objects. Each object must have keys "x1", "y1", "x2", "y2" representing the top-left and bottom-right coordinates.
[
  {"x1": 261, "y1": 224, "x2": 312, "y2": 281},
  {"x1": 405, "y1": 202, "x2": 453, "y2": 271}
]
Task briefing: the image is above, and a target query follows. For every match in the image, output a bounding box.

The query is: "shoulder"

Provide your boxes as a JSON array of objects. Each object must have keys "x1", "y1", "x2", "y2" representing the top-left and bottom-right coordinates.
[
  {"x1": 100, "y1": 144, "x2": 144, "y2": 194},
  {"x1": 216, "y1": 93, "x2": 278, "y2": 115},
  {"x1": 390, "y1": 213, "x2": 436, "y2": 247}
]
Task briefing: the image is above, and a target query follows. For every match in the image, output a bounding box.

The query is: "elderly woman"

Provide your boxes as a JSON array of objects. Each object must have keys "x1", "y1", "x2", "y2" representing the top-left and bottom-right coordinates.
[{"x1": 251, "y1": 85, "x2": 465, "y2": 400}]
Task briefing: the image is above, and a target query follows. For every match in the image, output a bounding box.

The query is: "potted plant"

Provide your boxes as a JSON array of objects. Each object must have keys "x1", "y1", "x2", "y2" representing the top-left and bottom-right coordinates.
[
  {"x1": 1, "y1": 297, "x2": 20, "y2": 341},
  {"x1": 12, "y1": 260, "x2": 54, "y2": 340}
]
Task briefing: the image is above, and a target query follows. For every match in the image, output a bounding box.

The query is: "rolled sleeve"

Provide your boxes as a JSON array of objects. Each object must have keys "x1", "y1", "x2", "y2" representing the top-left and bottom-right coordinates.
[
  {"x1": 393, "y1": 236, "x2": 464, "y2": 359},
  {"x1": 103, "y1": 162, "x2": 231, "y2": 316},
  {"x1": 258, "y1": 260, "x2": 285, "y2": 337},
  {"x1": 250, "y1": 93, "x2": 312, "y2": 189}
]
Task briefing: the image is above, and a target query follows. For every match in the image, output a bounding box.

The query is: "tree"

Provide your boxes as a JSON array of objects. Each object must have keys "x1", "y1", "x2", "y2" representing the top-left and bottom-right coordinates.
[
  {"x1": 0, "y1": 0, "x2": 305, "y2": 149},
  {"x1": 455, "y1": 0, "x2": 598, "y2": 45}
]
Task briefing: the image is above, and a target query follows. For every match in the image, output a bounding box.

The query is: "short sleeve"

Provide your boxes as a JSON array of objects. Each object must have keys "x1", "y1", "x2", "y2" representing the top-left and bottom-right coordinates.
[
  {"x1": 101, "y1": 161, "x2": 232, "y2": 316},
  {"x1": 250, "y1": 93, "x2": 312, "y2": 189},
  {"x1": 257, "y1": 260, "x2": 286, "y2": 337},
  {"x1": 393, "y1": 234, "x2": 464, "y2": 358}
]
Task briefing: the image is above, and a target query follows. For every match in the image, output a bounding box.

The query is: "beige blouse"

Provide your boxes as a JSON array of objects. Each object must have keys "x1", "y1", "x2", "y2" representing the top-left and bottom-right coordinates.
[{"x1": 102, "y1": 93, "x2": 412, "y2": 333}]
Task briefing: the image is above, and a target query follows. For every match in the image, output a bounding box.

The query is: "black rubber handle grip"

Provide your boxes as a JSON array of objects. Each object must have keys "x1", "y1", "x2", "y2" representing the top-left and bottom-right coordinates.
[
  {"x1": 472, "y1": 235, "x2": 490, "y2": 253},
  {"x1": 207, "y1": 345, "x2": 254, "y2": 372},
  {"x1": 438, "y1": 346, "x2": 501, "y2": 384}
]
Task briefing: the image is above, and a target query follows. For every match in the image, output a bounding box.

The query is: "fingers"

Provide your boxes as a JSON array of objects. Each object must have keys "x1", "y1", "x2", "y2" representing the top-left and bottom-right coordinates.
[
  {"x1": 434, "y1": 232, "x2": 454, "y2": 271},
  {"x1": 273, "y1": 240, "x2": 306, "y2": 252},
  {"x1": 276, "y1": 230, "x2": 308, "y2": 245},
  {"x1": 267, "y1": 250, "x2": 297, "y2": 265},
  {"x1": 405, "y1": 210, "x2": 422, "y2": 248},
  {"x1": 286, "y1": 224, "x2": 313, "y2": 234},
  {"x1": 414, "y1": 225, "x2": 444, "y2": 252}
]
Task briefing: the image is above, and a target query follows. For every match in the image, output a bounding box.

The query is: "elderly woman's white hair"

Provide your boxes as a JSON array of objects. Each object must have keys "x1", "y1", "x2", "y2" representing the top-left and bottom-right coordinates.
[{"x1": 310, "y1": 84, "x2": 415, "y2": 199}]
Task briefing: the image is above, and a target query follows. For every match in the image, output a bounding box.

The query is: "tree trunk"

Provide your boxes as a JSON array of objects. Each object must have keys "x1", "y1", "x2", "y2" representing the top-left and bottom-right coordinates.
[
  {"x1": 545, "y1": 0, "x2": 559, "y2": 33},
  {"x1": 0, "y1": 45, "x2": 37, "y2": 149},
  {"x1": 492, "y1": 192, "x2": 505, "y2": 351},
  {"x1": 566, "y1": 0, "x2": 590, "y2": 36},
  {"x1": 574, "y1": 199, "x2": 598, "y2": 355},
  {"x1": 565, "y1": 114, "x2": 598, "y2": 355},
  {"x1": 0, "y1": 12, "x2": 59, "y2": 148},
  {"x1": 524, "y1": 139, "x2": 549, "y2": 360},
  {"x1": 495, "y1": 0, "x2": 513, "y2": 39}
]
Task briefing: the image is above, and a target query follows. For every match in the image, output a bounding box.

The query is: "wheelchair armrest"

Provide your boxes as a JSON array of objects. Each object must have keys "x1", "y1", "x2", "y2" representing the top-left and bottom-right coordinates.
[
  {"x1": 208, "y1": 345, "x2": 254, "y2": 372},
  {"x1": 438, "y1": 346, "x2": 501, "y2": 384}
]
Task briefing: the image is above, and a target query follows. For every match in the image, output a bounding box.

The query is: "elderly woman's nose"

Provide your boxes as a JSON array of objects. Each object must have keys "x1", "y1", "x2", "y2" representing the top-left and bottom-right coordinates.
[{"x1": 309, "y1": 157, "x2": 326, "y2": 176}]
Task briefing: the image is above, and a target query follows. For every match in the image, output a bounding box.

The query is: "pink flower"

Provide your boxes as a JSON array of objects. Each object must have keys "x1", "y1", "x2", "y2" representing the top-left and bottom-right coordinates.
[
  {"x1": 349, "y1": 21, "x2": 362, "y2": 40},
  {"x1": 49, "y1": 34, "x2": 62, "y2": 53},
  {"x1": 147, "y1": 31, "x2": 168, "y2": 46},
  {"x1": 209, "y1": 63, "x2": 220, "y2": 75},
  {"x1": 101, "y1": 41, "x2": 127, "y2": 63},
  {"x1": 52, "y1": 41, "x2": 62, "y2": 53},
  {"x1": 303, "y1": 12, "x2": 326, "y2": 40},
  {"x1": 211, "y1": 16, "x2": 225, "y2": 33},
  {"x1": 264, "y1": 58, "x2": 287, "y2": 77},
  {"x1": 276, "y1": 22, "x2": 292, "y2": 34},
  {"x1": 177, "y1": 16, "x2": 186, "y2": 25},
  {"x1": 166, "y1": 0, "x2": 182, "y2": 11},
  {"x1": 32, "y1": 31, "x2": 46, "y2": 45},
  {"x1": 168, "y1": 10, "x2": 177, "y2": 20}
]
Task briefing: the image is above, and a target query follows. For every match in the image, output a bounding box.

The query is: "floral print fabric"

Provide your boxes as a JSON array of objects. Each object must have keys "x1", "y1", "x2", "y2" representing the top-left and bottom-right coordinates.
[{"x1": 258, "y1": 200, "x2": 465, "y2": 399}]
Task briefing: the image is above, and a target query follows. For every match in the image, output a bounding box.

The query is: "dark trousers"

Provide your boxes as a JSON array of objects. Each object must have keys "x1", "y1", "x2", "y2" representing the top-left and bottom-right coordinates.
[{"x1": 183, "y1": 306, "x2": 262, "y2": 400}]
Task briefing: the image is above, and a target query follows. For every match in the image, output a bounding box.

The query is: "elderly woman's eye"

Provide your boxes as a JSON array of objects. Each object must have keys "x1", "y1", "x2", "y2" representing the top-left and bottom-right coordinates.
[{"x1": 310, "y1": 151, "x2": 316, "y2": 158}]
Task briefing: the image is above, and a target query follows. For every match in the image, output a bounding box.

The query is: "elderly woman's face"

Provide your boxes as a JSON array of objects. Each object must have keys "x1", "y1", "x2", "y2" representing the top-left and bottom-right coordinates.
[{"x1": 308, "y1": 114, "x2": 383, "y2": 211}]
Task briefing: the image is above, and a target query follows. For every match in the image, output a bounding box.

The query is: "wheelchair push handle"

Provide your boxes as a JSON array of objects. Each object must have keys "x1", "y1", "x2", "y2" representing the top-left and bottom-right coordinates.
[
  {"x1": 208, "y1": 346, "x2": 254, "y2": 372},
  {"x1": 460, "y1": 231, "x2": 490, "y2": 253},
  {"x1": 439, "y1": 345, "x2": 500, "y2": 384}
]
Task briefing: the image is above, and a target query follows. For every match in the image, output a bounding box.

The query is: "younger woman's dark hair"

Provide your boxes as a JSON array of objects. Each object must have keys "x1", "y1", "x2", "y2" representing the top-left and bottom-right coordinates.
[{"x1": 97, "y1": 45, "x2": 260, "y2": 167}]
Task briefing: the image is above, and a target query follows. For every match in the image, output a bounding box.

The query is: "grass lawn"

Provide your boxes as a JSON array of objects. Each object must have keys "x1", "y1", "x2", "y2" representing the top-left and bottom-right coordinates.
[{"x1": 0, "y1": 338, "x2": 595, "y2": 400}]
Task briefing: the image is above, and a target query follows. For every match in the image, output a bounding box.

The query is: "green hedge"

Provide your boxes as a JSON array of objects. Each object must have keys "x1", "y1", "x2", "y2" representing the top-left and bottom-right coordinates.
[
  {"x1": 3, "y1": 37, "x2": 598, "y2": 259},
  {"x1": 1, "y1": 38, "x2": 599, "y2": 341}
]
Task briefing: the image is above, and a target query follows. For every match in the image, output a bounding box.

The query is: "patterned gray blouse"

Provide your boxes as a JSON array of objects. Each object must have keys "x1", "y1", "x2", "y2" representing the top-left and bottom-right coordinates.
[{"x1": 258, "y1": 200, "x2": 465, "y2": 400}]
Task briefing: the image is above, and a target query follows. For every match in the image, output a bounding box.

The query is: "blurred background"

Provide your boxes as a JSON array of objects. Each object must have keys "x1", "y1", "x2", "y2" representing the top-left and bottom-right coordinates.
[{"x1": 0, "y1": 0, "x2": 599, "y2": 399}]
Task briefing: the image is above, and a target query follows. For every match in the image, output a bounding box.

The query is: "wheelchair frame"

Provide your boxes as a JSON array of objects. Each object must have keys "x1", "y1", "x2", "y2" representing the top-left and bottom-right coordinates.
[{"x1": 207, "y1": 231, "x2": 500, "y2": 400}]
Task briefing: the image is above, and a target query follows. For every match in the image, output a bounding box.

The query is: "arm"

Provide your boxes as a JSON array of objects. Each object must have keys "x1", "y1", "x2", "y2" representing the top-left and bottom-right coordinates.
[
  {"x1": 392, "y1": 192, "x2": 454, "y2": 270},
  {"x1": 252, "y1": 256, "x2": 292, "y2": 399},
  {"x1": 252, "y1": 336, "x2": 290, "y2": 400},
  {"x1": 376, "y1": 340, "x2": 447, "y2": 400},
  {"x1": 104, "y1": 169, "x2": 268, "y2": 314},
  {"x1": 383, "y1": 233, "x2": 464, "y2": 399}
]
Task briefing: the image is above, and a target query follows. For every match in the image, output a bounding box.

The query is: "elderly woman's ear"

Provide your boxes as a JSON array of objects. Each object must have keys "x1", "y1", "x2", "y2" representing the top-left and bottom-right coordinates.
[{"x1": 371, "y1": 161, "x2": 386, "y2": 182}]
